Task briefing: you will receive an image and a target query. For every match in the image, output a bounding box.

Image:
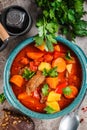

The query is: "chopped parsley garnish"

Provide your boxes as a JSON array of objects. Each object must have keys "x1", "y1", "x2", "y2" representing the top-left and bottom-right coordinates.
[
  {"x1": 35, "y1": 0, "x2": 87, "y2": 51},
  {"x1": 22, "y1": 68, "x2": 35, "y2": 80},
  {"x1": 43, "y1": 67, "x2": 58, "y2": 77},
  {"x1": 65, "y1": 51, "x2": 72, "y2": 60},
  {"x1": 42, "y1": 84, "x2": 49, "y2": 96},
  {"x1": 48, "y1": 67, "x2": 58, "y2": 77},
  {"x1": 63, "y1": 86, "x2": 72, "y2": 96},
  {"x1": 44, "y1": 106, "x2": 55, "y2": 114},
  {"x1": 43, "y1": 68, "x2": 48, "y2": 76}
]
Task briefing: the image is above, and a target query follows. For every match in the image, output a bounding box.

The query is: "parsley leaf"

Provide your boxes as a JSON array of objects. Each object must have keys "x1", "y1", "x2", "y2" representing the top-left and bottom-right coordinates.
[
  {"x1": 34, "y1": 14, "x2": 58, "y2": 51},
  {"x1": 48, "y1": 67, "x2": 58, "y2": 77},
  {"x1": 43, "y1": 68, "x2": 48, "y2": 76},
  {"x1": 44, "y1": 106, "x2": 55, "y2": 114},
  {"x1": 42, "y1": 84, "x2": 49, "y2": 96},
  {"x1": 35, "y1": 0, "x2": 87, "y2": 43},
  {"x1": 22, "y1": 68, "x2": 35, "y2": 80},
  {"x1": 73, "y1": 20, "x2": 87, "y2": 36},
  {"x1": 43, "y1": 67, "x2": 58, "y2": 77},
  {"x1": 68, "y1": 9, "x2": 75, "y2": 23},
  {"x1": 63, "y1": 86, "x2": 72, "y2": 96},
  {"x1": 46, "y1": 38, "x2": 54, "y2": 52},
  {"x1": 34, "y1": 36, "x2": 44, "y2": 46},
  {"x1": 65, "y1": 51, "x2": 72, "y2": 60},
  {"x1": 0, "y1": 93, "x2": 6, "y2": 103}
]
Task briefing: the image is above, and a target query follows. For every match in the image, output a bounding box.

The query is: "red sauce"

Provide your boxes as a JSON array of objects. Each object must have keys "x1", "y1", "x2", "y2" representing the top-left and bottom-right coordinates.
[{"x1": 10, "y1": 42, "x2": 82, "y2": 113}]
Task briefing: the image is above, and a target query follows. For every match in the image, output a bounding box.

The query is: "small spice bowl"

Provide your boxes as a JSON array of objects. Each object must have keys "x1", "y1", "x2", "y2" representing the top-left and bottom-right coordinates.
[
  {"x1": 0, "y1": 5, "x2": 32, "y2": 51},
  {"x1": 0, "y1": 5, "x2": 32, "y2": 36}
]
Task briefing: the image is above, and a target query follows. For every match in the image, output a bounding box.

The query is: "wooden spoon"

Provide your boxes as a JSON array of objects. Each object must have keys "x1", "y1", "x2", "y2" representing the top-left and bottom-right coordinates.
[{"x1": 0, "y1": 23, "x2": 10, "y2": 42}]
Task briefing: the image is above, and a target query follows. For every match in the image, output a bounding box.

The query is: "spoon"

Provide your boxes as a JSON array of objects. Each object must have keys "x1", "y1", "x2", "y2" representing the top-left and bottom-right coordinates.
[
  {"x1": 0, "y1": 22, "x2": 10, "y2": 51},
  {"x1": 59, "y1": 91, "x2": 87, "y2": 130}
]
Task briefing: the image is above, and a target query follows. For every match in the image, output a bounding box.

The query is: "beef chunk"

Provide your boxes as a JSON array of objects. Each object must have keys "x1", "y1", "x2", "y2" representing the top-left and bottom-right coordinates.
[{"x1": 26, "y1": 71, "x2": 45, "y2": 95}]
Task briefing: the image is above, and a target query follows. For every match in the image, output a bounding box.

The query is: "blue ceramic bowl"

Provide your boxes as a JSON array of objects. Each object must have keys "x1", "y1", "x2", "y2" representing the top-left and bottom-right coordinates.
[{"x1": 4, "y1": 36, "x2": 87, "y2": 119}]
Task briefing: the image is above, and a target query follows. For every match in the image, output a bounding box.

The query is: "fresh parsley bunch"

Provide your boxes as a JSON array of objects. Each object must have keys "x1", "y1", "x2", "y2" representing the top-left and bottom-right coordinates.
[
  {"x1": 35, "y1": 0, "x2": 87, "y2": 51},
  {"x1": 34, "y1": 17, "x2": 58, "y2": 52}
]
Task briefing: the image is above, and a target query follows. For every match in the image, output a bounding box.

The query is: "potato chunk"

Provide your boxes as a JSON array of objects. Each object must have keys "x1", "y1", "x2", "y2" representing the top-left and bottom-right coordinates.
[
  {"x1": 38, "y1": 62, "x2": 51, "y2": 71},
  {"x1": 66, "y1": 64, "x2": 72, "y2": 73},
  {"x1": 46, "y1": 101, "x2": 60, "y2": 112},
  {"x1": 47, "y1": 91, "x2": 61, "y2": 102}
]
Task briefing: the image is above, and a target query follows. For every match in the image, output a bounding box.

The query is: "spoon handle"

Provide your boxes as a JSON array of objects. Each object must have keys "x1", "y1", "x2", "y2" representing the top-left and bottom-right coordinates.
[{"x1": 0, "y1": 23, "x2": 10, "y2": 42}]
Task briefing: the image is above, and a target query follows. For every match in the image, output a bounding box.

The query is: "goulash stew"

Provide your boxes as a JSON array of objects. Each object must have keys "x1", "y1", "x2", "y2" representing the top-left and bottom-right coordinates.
[{"x1": 10, "y1": 42, "x2": 82, "y2": 114}]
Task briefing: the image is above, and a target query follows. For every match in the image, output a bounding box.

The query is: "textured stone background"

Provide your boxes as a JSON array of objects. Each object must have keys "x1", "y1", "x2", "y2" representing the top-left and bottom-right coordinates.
[{"x1": 0, "y1": 0, "x2": 87, "y2": 130}]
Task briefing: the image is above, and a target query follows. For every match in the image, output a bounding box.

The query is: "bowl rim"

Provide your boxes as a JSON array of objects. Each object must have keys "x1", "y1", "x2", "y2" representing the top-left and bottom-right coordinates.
[{"x1": 4, "y1": 36, "x2": 87, "y2": 119}]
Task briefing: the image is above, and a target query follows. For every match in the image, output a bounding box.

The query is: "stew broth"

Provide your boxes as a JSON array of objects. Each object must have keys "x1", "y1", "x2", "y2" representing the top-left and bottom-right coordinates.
[{"x1": 10, "y1": 42, "x2": 82, "y2": 113}]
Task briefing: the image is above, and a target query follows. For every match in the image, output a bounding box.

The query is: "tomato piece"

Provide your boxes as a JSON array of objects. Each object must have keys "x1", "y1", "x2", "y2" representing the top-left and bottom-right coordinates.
[
  {"x1": 29, "y1": 62, "x2": 37, "y2": 71},
  {"x1": 55, "y1": 81, "x2": 68, "y2": 94},
  {"x1": 53, "y1": 51, "x2": 65, "y2": 59},
  {"x1": 37, "y1": 57, "x2": 44, "y2": 62},
  {"x1": 34, "y1": 60, "x2": 40, "y2": 66},
  {"x1": 44, "y1": 54, "x2": 53, "y2": 62},
  {"x1": 20, "y1": 57, "x2": 29, "y2": 65}
]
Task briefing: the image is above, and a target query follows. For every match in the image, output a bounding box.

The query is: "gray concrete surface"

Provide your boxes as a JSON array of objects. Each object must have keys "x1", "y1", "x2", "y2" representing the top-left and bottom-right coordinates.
[{"x1": 0, "y1": 0, "x2": 87, "y2": 130}]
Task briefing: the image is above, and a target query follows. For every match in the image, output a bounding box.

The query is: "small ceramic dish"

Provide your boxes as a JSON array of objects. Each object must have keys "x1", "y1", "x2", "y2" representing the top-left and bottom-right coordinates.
[
  {"x1": 0, "y1": 5, "x2": 32, "y2": 36},
  {"x1": 0, "y1": 5, "x2": 32, "y2": 51}
]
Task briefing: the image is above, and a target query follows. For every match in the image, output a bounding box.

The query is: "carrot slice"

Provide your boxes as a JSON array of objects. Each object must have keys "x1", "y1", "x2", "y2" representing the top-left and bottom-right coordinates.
[
  {"x1": 18, "y1": 92, "x2": 45, "y2": 112},
  {"x1": 18, "y1": 92, "x2": 28, "y2": 99},
  {"x1": 52, "y1": 57, "x2": 66, "y2": 72},
  {"x1": 63, "y1": 85, "x2": 78, "y2": 99},
  {"x1": 10, "y1": 75, "x2": 24, "y2": 87},
  {"x1": 36, "y1": 41, "x2": 45, "y2": 51},
  {"x1": 54, "y1": 45, "x2": 60, "y2": 52},
  {"x1": 46, "y1": 77, "x2": 59, "y2": 89},
  {"x1": 27, "y1": 51, "x2": 44, "y2": 60}
]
